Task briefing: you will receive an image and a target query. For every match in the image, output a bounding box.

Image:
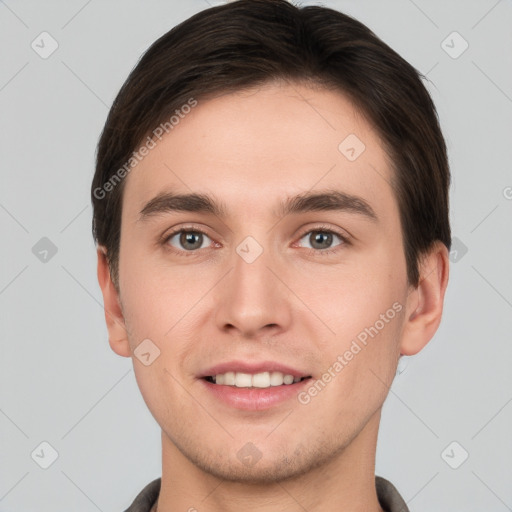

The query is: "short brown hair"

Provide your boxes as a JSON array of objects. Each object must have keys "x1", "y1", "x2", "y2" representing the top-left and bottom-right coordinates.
[{"x1": 91, "y1": 0, "x2": 451, "y2": 289}]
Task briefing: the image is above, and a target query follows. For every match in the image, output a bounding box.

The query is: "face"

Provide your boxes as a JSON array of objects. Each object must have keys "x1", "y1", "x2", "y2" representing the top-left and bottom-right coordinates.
[{"x1": 110, "y1": 82, "x2": 415, "y2": 482}]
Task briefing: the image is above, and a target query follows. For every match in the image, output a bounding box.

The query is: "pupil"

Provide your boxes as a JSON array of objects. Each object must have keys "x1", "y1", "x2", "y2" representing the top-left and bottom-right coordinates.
[{"x1": 311, "y1": 231, "x2": 332, "y2": 249}]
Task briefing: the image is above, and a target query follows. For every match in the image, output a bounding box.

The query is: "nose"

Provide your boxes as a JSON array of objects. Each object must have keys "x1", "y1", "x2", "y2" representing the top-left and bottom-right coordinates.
[{"x1": 214, "y1": 243, "x2": 292, "y2": 339}]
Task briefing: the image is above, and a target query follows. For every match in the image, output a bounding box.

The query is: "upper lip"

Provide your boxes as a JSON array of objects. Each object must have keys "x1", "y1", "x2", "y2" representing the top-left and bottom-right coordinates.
[{"x1": 199, "y1": 360, "x2": 311, "y2": 379}]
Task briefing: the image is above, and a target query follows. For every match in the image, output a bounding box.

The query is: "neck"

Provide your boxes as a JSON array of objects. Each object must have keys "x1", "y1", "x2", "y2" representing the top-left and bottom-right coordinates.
[{"x1": 154, "y1": 409, "x2": 384, "y2": 512}]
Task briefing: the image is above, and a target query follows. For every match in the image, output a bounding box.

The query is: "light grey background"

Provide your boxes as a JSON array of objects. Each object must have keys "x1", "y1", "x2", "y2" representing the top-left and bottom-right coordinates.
[{"x1": 1, "y1": 0, "x2": 511, "y2": 510}]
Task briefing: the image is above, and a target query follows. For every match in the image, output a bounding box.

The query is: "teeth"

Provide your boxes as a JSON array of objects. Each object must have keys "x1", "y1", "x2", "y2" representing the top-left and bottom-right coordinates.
[
  {"x1": 212, "y1": 371, "x2": 304, "y2": 388},
  {"x1": 224, "y1": 371, "x2": 236, "y2": 385},
  {"x1": 269, "y1": 371, "x2": 284, "y2": 386},
  {"x1": 283, "y1": 374, "x2": 294, "y2": 385},
  {"x1": 252, "y1": 371, "x2": 270, "y2": 388},
  {"x1": 235, "y1": 372, "x2": 252, "y2": 387}
]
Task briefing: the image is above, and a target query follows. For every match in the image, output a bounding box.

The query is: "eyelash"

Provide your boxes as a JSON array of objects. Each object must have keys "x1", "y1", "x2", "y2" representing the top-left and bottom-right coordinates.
[{"x1": 160, "y1": 224, "x2": 350, "y2": 258}]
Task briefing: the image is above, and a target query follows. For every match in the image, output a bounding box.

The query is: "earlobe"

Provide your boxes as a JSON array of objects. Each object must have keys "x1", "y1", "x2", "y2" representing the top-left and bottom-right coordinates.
[
  {"x1": 400, "y1": 241, "x2": 450, "y2": 356},
  {"x1": 96, "y1": 246, "x2": 132, "y2": 358}
]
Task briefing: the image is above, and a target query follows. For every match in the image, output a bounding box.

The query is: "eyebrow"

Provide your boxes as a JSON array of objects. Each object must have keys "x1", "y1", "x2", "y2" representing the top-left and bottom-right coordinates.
[{"x1": 138, "y1": 189, "x2": 378, "y2": 223}]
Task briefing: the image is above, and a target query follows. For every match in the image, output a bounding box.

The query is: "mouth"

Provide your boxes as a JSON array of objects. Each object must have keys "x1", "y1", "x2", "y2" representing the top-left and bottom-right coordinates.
[
  {"x1": 203, "y1": 371, "x2": 312, "y2": 388},
  {"x1": 198, "y1": 361, "x2": 313, "y2": 409}
]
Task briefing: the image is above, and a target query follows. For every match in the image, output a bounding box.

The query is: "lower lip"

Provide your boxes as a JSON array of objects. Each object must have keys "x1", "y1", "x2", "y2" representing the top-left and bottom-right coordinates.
[{"x1": 200, "y1": 378, "x2": 312, "y2": 411}]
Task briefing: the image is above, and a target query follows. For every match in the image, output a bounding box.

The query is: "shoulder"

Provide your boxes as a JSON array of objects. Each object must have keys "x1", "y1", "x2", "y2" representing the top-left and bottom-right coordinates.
[
  {"x1": 375, "y1": 475, "x2": 410, "y2": 512},
  {"x1": 123, "y1": 477, "x2": 161, "y2": 512}
]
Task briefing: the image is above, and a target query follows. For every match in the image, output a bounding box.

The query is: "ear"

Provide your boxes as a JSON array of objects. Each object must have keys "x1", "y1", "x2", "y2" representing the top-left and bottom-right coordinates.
[
  {"x1": 96, "y1": 246, "x2": 132, "y2": 358},
  {"x1": 400, "y1": 241, "x2": 450, "y2": 356}
]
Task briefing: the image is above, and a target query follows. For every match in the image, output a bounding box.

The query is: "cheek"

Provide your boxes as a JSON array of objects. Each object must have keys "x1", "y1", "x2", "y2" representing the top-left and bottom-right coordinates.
[
  {"x1": 308, "y1": 289, "x2": 405, "y2": 422},
  {"x1": 309, "y1": 250, "x2": 406, "y2": 346},
  {"x1": 118, "y1": 237, "x2": 198, "y2": 339}
]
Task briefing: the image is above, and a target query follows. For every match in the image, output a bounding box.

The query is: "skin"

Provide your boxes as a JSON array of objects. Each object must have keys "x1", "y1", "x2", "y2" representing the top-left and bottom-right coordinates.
[{"x1": 97, "y1": 81, "x2": 449, "y2": 512}]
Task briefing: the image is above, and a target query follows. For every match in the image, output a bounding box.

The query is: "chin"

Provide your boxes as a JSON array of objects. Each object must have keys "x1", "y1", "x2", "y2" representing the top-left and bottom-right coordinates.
[
  {"x1": 183, "y1": 438, "x2": 342, "y2": 485},
  {"x1": 195, "y1": 456, "x2": 310, "y2": 484}
]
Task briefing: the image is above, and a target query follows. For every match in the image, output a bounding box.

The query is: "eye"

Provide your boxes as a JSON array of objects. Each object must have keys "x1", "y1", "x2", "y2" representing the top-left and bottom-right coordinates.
[
  {"x1": 297, "y1": 228, "x2": 348, "y2": 253},
  {"x1": 165, "y1": 229, "x2": 213, "y2": 252}
]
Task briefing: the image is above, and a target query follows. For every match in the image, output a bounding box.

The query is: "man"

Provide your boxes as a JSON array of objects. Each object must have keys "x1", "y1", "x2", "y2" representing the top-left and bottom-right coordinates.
[{"x1": 91, "y1": 1, "x2": 450, "y2": 510}]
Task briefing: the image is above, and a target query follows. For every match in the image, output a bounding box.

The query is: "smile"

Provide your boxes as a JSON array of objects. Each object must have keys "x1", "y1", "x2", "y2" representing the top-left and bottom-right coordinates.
[{"x1": 205, "y1": 371, "x2": 311, "y2": 388}]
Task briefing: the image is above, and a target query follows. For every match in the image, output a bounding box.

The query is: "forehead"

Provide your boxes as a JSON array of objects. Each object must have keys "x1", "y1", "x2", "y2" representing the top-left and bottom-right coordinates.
[{"x1": 121, "y1": 82, "x2": 397, "y2": 224}]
